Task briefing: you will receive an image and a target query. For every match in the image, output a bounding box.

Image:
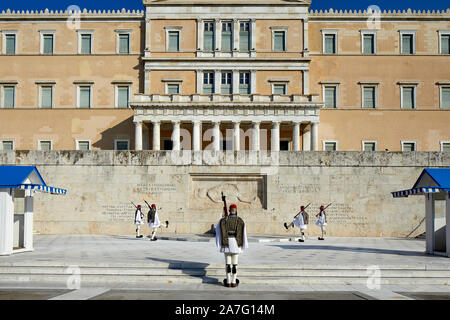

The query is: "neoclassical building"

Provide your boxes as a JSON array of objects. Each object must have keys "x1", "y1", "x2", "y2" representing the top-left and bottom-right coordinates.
[{"x1": 0, "y1": 0, "x2": 449, "y2": 152}]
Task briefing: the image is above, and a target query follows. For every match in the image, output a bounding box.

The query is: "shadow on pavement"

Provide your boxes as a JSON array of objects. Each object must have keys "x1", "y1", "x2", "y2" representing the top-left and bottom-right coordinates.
[
  {"x1": 271, "y1": 244, "x2": 433, "y2": 258},
  {"x1": 145, "y1": 257, "x2": 222, "y2": 286}
]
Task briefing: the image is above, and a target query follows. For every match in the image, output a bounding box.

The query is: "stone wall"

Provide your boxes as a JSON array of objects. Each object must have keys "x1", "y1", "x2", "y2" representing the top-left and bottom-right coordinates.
[{"x1": 1, "y1": 150, "x2": 449, "y2": 237}]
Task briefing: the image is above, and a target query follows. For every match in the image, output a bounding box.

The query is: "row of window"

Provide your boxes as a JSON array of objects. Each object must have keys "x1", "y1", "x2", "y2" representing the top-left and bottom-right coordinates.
[
  {"x1": 0, "y1": 84, "x2": 130, "y2": 109},
  {"x1": 1, "y1": 30, "x2": 132, "y2": 55},
  {"x1": 323, "y1": 141, "x2": 450, "y2": 152},
  {"x1": 2, "y1": 139, "x2": 449, "y2": 152},
  {"x1": 322, "y1": 84, "x2": 450, "y2": 109},
  {"x1": 322, "y1": 29, "x2": 450, "y2": 55}
]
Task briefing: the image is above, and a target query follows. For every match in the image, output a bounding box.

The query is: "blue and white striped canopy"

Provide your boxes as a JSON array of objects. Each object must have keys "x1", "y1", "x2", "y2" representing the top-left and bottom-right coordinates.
[
  {"x1": 18, "y1": 184, "x2": 67, "y2": 195},
  {"x1": 391, "y1": 187, "x2": 442, "y2": 198}
]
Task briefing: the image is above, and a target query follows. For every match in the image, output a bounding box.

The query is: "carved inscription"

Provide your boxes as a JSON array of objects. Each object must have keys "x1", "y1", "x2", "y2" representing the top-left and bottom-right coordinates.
[
  {"x1": 101, "y1": 203, "x2": 135, "y2": 222},
  {"x1": 279, "y1": 184, "x2": 321, "y2": 193},
  {"x1": 134, "y1": 183, "x2": 176, "y2": 194}
]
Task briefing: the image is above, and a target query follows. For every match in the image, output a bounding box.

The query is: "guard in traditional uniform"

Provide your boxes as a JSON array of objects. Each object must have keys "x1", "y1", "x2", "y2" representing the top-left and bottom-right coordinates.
[
  {"x1": 134, "y1": 205, "x2": 144, "y2": 238},
  {"x1": 284, "y1": 205, "x2": 309, "y2": 242},
  {"x1": 147, "y1": 203, "x2": 169, "y2": 241},
  {"x1": 215, "y1": 204, "x2": 248, "y2": 288},
  {"x1": 315, "y1": 205, "x2": 327, "y2": 240}
]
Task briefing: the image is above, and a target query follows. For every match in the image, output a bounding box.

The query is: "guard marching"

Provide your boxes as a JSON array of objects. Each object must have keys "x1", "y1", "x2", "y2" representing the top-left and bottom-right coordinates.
[
  {"x1": 134, "y1": 205, "x2": 144, "y2": 238},
  {"x1": 284, "y1": 205, "x2": 309, "y2": 242},
  {"x1": 145, "y1": 201, "x2": 169, "y2": 241},
  {"x1": 215, "y1": 200, "x2": 248, "y2": 288},
  {"x1": 315, "y1": 205, "x2": 328, "y2": 240}
]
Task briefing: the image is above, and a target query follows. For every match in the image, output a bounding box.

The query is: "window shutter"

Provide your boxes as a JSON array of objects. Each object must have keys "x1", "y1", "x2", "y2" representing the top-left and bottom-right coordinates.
[
  {"x1": 43, "y1": 35, "x2": 53, "y2": 54},
  {"x1": 402, "y1": 87, "x2": 414, "y2": 109},
  {"x1": 41, "y1": 86, "x2": 53, "y2": 108},
  {"x1": 239, "y1": 22, "x2": 250, "y2": 51},
  {"x1": 79, "y1": 87, "x2": 91, "y2": 108},
  {"x1": 324, "y1": 35, "x2": 335, "y2": 54},
  {"x1": 273, "y1": 84, "x2": 286, "y2": 95},
  {"x1": 403, "y1": 143, "x2": 415, "y2": 151},
  {"x1": 81, "y1": 35, "x2": 91, "y2": 54},
  {"x1": 4, "y1": 86, "x2": 15, "y2": 108},
  {"x1": 40, "y1": 141, "x2": 51, "y2": 151},
  {"x1": 402, "y1": 35, "x2": 413, "y2": 54},
  {"x1": 443, "y1": 143, "x2": 450, "y2": 152},
  {"x1": 168, "y1": 84, "x2": 179, "y2": 94},
  {"x1": 324, "y1": 87, "x2": 336, "y2": 108},
  {"x1": 119, "y1": 34, "x2": 129, "y2": 54},
  {"x1": 221, "y1": 24, "x2": 232, "y2": 52},
  {"x1": 274, "y1": 31, "x2": 285, "y2": 52},
  {"x1": 5, "y1": 35, "x2": 15, "y2": 54},
  {"x1": 78, "y1": 141, "x2": 90, "y2": 151},
  {"x1": 442, "y1": 87, "x2": 450, "y2": 109},
  {"x1": 324, "y1": 142, "x2": 336, "y2": 151},
  {"x1": 363, "y1": 34, "x2": 374, "y2": 54},
  {"x1": 441, "y1": 35, "x2": 450, "y2": 54},
  {"x1": 118, "y1": 87, "x2": 129, "y2": 109},
  {"x1": 363, "y1": 87, "x2": 375, "y2": 108},
  {"x1": 168, "y1": 32, "x2": 179, "y2": 52},
  {"x1": 364, "y1": 142, "x2": 376, "y2": 151},
  {"x1": 2, "y1": 141, "x2": 13, "y2": 150}
]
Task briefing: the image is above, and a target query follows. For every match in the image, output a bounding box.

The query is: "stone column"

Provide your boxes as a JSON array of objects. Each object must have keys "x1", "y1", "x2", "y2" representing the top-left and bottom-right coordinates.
[
  {"x1": 293, "y1": 122, "x2": 300, "y2": 151},
  {"x1": 144, "y1": 69, "x2": 150, "y2": 95},
  {"x1": 134, "y1": 121, "x2": 143, "y2": 151},
  {"x1": 23, "y1": 190, "x2": 33, "y2": 251},
  {"x1": 214, "y1": 69, "x2": 221, "y2": 94},
  {"x1": 302, "y1": 123, "x2": 311, "y2": 151},
  {"x1": 252, "y1": 121, "x2": 260, "y2": 151},
  {"x1": 232, "y1": 70, "x2": 240, "y2": 94},
  {"x1": 250, "y1": 70, "x2": 256, "y2": 94},
  {"x1": 311, "y1": 122, "x2": 319, "y2": 151},
  {"x1": 193, "y1": 120, "x2": 201, "y2": 151},
  {"x1": 0, "y1": 188, "x2": 14, "y2": 255},
  {"x1": 212, "y1": 121, "x2": 221, "y2": 151},
  {"x1": 233, "y1": 121, "x2": 241, "y2": 151},
  {"x1": 197, "y1": 19, "x2": 203, "y2": 51},
  {"x1": 145, "y1": 18, "x2": 151, "y2": 51},
  {"x1": 196, "y1": 70, "x2": 202, "y2": 94},
  {"x1": 425, "y1": 193, "x2": 435, "y2": 255},
  {"x1": 303, "y1": 18, "x2": 309, "y2": 55},
  {"x1": 172, "y1": 121, "x2": 181, "y2": 151},
  {"x1": 271, "y1": 121, "x2": 280, "y2": 152},
  {"x1": 152, "y1": 121, "x2": 160, "y2": 151},
  {"x1": 303, "y1": 70, "x2": 309, "y2": 95},
  {"x1": 215, "y1": 19, "x2": 221, "y2": 52},
  {"x1": 233, "y1": 19, "x2": 239, "y2": 52},
  {"x1": 250, "y1": 19, "x2": 256, "y2": 52}
]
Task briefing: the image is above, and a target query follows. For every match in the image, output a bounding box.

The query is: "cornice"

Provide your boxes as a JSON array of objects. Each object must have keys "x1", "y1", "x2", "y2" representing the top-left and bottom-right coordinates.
[
  {"x1": 309, "y1": 8, "x2": 450, "y2": 20},
  {"x1": 0, "y1": 8, "x2": 145, "y2": 20}
]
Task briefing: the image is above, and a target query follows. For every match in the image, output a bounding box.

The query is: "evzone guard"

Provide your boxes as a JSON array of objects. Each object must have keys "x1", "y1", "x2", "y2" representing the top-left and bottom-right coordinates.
[
  {"x1": 215, "y1": 193, "x2": 248, "y2": 288},
  {"x1": 284, "y1": 204, "x2": 310, "y2": 242},
  {"x1": 145, "y1": 200, "x2": 169, "y2": 241},
  {"x1": 316, "y1": 203, "x2": 331, "y2": 240},
  {"x1": 132, "y1": 202, "x2": 144, "y2": 238}
]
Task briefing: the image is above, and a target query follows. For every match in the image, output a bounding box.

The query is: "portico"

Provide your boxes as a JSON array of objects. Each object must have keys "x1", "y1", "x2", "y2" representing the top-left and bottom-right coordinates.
[{"x1": 131, "y1": 94, "x2": 322, "y2": 151}]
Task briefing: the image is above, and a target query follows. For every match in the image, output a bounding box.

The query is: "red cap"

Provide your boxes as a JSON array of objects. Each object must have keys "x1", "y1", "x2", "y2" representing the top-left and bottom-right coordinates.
[
  {"x1": 152, "y1": 204, "x2": 156, "y2": 208},
  {"x1": 301, "y1": 206, "x2": 305, "y2": 210},
  {"x1": 137, "y1": 205, "x2": 141, "y2": 208},
  {"x1": 320, "y1": 205, "x2": 324, "y2": 209},
  {"x1": 230, "y1": 204, "x2": 237, "y2": 209}
]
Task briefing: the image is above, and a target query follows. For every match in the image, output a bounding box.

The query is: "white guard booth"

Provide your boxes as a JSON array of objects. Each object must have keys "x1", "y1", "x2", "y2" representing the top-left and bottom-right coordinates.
[
  {"x1": 392, "y1": 168, "x2": 450, "y2": 257},
  {"x1": 0, "y1": 166, "x2": 66, "y2": 256}
]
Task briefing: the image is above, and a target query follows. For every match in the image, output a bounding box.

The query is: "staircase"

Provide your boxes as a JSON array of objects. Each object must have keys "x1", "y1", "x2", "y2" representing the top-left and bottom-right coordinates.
[{"x1": 1, "y1": 261, "x2": 449, "y2": 286}]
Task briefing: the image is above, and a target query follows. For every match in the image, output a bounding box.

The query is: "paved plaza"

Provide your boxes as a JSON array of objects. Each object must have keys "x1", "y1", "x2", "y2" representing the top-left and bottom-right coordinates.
[{"x1": 0, "y1": 234, "x2": 449, "y2": 300}]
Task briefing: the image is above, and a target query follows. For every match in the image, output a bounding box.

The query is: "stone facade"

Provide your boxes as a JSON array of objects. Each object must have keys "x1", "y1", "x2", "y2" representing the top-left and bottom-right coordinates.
[{"x1": 1, "y1": 150, "x2": 449, "y2": 237}]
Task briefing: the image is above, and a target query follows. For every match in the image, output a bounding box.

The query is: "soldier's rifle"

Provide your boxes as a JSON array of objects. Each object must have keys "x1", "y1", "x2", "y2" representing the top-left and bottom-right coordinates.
[
  {"x1": 316, "y1": 203, "x2": 332, "y2": 217},
  {"x1": 293, "y1": 203, "x2": 311, "y2": 219},
  {"x1": 221, "y1": 192, "x2": 228, "y2": 217}
]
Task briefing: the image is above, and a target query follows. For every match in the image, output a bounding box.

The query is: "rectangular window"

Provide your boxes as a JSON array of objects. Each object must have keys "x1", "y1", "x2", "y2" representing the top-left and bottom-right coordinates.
[
  {"x1": 203, "y1": 72, "x2": 214, "y2": 94},
  {"x1": 324, "y1": 86, "x2": 337, "y2": 108},
  {"x1": 221, "y1": 72, "x2": 232, "y2": 94},
  {"x1": 239, "y1": 72, "x2": 250, "y2": 94},
  {"x1": 324, "y1": 142, "x2": 337, "y2": 151},
  {"x1": 402, "y1": 142, "x2": 416, "y2": 151},
  {"x1": 363, "y1": 34, "x2": 375, "y2": 54},
  {"x1": 119, "y1": 34, "x2": 130, "y2": 54},
  {"x1": 40, "y1": 86, "x2": 53, "y2": 109},
  {"x1": 401, "y1": 34, "x2": 414, "y2": 54},
  {"x1": 115, "y1": 140, "x2": 129, "y2": 151},
  {"x1": 363, "y1": 86, "x2": 376, "y2": 109},
  {"x1": 204, "y1": 21, "x2": 215, "y2": 51},
  {"x1": 167, "y1": 84, "x2": 180, "y2": 95},
  {"x1": 442, "y1": 142, "x2": 450, "y2": 152},
  {"x1": 39, "y1": 140, "x2": 52, "y2": 151},
  {"x1": 1, "y1": 140, "x2": 13, "y2": 150},
  {"x1": 168, "y1": 31, "x2": 180, "y2": 52},
  {"x1": 79, "y1": 86, "x2": 91, "y2": 109},
  {"x1": 117, "y1": 86, "x2": 129, "y2": 109},
  {"x1": 273, "y1": 84, "x2": 287, "y2": 95},
  {"x1": 280, "y1": 140, "x2": 290, "y2": 151},
  {"x1": 42, "y1": 34, "x2": 54, "y2": 54},
  {"x1": 363, "y1": 142, "x2": 376, "y2": 151},
  {"x1": 440, "y1": 34, "x2": 450, "y2": 54},
  {"x1": 402, "y1": 87, "x2": 415, "y2": 109},
  {"x1": 80, "y1": 34, "x2": 92, "y2": 54},
  {"x1": 239, "y1": 22, "x2": 250, "y2": 52},
  {"x1": 221, "y1": 22, "x2": 232, "y2": 52},
  {"x1": 3, "y1": 86, "x2": 15, "y2": 108},
  {"x1": 77, "y1": 141, "x2": 90, "y2": 151},
  {"x1": 441, "y1": 87, "x2": 450, "y2": 109},
  {"x1": 324, "y1": 34, "x2": 336, "y2": 54},
  {"x1": 273, "y1": 31, "x2": 286, "y2": 52},
  {"x1": 5, "y1": 34, "x2": 16, "y2": 55}
]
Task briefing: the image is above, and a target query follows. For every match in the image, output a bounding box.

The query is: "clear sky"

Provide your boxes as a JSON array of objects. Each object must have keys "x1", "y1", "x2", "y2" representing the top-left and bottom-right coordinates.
[{"x1": 0, "y1": 0, "x2": 448, "y2": 12}]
